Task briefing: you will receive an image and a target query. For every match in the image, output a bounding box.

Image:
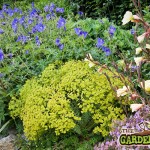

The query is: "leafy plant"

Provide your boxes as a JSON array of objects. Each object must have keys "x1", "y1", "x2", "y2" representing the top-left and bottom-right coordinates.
[{"x1": 9, "y1": 60, "x2": 129, "y2": 144}]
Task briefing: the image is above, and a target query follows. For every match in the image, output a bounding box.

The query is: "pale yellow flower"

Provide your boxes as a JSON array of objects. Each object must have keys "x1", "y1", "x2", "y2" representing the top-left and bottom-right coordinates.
[
  {"x1": 122, "y1": 11, "x2": 134, "y2": 25},
  {"x1": 84, "y1": 58, "x2": 95, "y2": 68},
  {"x1": 135, "y1": 47, "x2": 142, "y2": 55},
  {"x1": 116, "y1": 86, "x2": 130, "y2": 97},
  {"x1": 146, "y1": 44, "x2": 150, "y2": 49},
  {"x1": 134, "y1": 57, "x2": 143, "y2": 66},
  {"x1": 137, "y1": 33, "x2": 146, "y2": 43},
  {"x1": 141, "y1": 80, "x2": 150, "y2": 94},
  {"x1": 130, "y1": 104, "x2": 144, "y2": 112}
]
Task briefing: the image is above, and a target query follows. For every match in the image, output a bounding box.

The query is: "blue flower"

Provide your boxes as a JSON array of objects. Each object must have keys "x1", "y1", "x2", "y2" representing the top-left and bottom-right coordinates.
[
  {"x1": 109, "y1": 25, "x2": 116, "y2": 36},
  {"x1": 55, "y1": 38, "x2": 64, "y2": 50},
  {"x1": 96, "y1": 38, "x2": 104, "y2": 48},
  {"x1": 0, "y1": 49, "x2": 4, "y2": 61},
  {"x1": 19, "y1": 16, "x2": 25, "y2": 25},
  {"x1": 46, "y1": 14, "x2": 51, "y2": 20},
  {"x1": 35, "y1": 36, "x2": 41, "y2": 46},
  {"x1": 2, "y1": 4, "x2": 8, "y2": 12},
  {"x1": 55, "y1": 38, "x2": 60, "y2": 46},
  {"x1": 32, "y1": 26, "x2": 37, "y2": 33},
  {"x1": 16, "y1": 35, "x2": 28, "y2": 44},
  {"x1": 78, "y1": 11, "x2": 83, "y2": 16},
  {"x1": 130, "y1": 29, "x2": 135, "y2": 35},
  {"x1": 29, "y1": 9, "x2": 38, "y2": 18},
  {"x1": 0, "y1": 29, "x2": 4, "y2": 34},
  {"x1": 56, "y1": 8, "x2": 64, "y2": 13},
  {"x1": 36, "y1": 23, "x2": 45, "y2": 32},
  {"x1": 74, "y1": 28, "x2": 82, "y2": 35},
  {"x1": 58, "y1": 44, "x2": 64, "y2": 50},
  {"x1": 44, "y1": 5, "x2": 49, "y2": 12},
  {"x1": 57, "y1": 17, "x2": 66, "y2": 29},
  {"x1": 74, "y1": 28, "x2": 88, "y2": 38},
  {"x1": 32, "y1": 23, "x2": 46, "y2": 33},
  {"x1": 81, "y1": 31, "x2": 88, "y2": 38},
  {"x1": 49, "y1": 3, "x2": 55, "y2": 13},
  {"x1": 14, "y1": 8, "x2": 22, "y2": 14},
  {"x1": 7, "y1": 8, "x2": 14, "y2": 16},
  {"x1": 101, "y1": 46, "x2": 111, "y2": 56},
  {"x1": 28, "y1": 18, "x2": 34, "y2": 25},
  {"x1": 12, "y1": 18, "x2": 19, "y2": 33}
]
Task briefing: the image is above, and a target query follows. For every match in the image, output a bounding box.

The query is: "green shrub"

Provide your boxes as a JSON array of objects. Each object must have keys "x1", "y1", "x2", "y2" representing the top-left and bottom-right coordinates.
[{"x1": 9, "y1": 60, "x2": 128, "y2": 140}]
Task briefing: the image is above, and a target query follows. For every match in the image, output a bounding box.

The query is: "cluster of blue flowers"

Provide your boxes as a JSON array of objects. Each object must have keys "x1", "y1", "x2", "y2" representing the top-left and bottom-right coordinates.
[
  {"x1": 0, "y1": 2, "x2": 119, "y2": 63},
  {"x1": 96, "y1": 38, "x2": 111, "y2": 56},
  {"x1": 74, "y1": 28, "x2": 88, "y2": 38}
]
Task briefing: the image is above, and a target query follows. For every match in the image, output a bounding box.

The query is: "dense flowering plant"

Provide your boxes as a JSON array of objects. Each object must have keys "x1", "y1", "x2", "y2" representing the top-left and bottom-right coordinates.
[{"x1": 9, "y1": 60, "x2": 129, "y2": 140}]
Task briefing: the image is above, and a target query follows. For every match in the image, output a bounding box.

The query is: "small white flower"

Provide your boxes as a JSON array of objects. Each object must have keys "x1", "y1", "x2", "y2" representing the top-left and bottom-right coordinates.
[
  {"x1": 130, "y1": 104, "x2": 143, "y2": 112},
  {"x1": 134, "y1": 57, "x2": 143, "y2": 66},
  {"x1": 135, "y1": 47, "x2": 142, "y2": 55},
  {"x1": 116, "y1": 86, "x2": 130, "y2": 97},
  {"x1": 122, "y1": 11, "x2": 133, "y2": 25}
]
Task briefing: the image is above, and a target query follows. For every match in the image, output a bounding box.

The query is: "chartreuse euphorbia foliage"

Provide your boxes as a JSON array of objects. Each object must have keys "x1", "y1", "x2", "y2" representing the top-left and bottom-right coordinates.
[{"x1": 9, "y1": 60, "x2": 127, "y2": 140}]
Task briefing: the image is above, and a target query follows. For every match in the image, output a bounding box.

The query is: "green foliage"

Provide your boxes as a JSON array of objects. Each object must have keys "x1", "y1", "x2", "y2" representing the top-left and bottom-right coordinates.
[{"x1": 9, "y1": 60, "x2": 128, "y2": 142}]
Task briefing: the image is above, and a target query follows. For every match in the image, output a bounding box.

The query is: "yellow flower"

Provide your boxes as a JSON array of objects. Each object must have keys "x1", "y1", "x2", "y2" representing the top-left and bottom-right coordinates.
[
  {"x1": 146, "y1": 44, "x2": 150, "y2": 49},
  {"x1": 116, "y1": 86, "x2": 130, "y2": 97},
  {"x1": 141, "y1": 80, "x2": 150, "y2": 94},
  {"x1": 135, "y1": 47, "x2": 142, "y2": 55},
  {"x1": 130, "y1": 104, "x2": 144, "y2": 112},
  {"x1": 122, "y1": 11, "x2": 134, "y2": 25},
  {"x1": 134, "y1": 57, "x2": 143, "y2": 66}
]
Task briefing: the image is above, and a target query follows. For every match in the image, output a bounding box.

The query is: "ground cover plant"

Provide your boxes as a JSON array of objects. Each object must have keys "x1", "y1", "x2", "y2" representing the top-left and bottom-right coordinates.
[{"x1": 0, "y1": 0, "x2": 149, "y2": 149}]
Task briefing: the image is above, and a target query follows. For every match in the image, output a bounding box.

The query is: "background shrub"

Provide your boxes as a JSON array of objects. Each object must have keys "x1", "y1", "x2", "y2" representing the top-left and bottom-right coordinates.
[
  {"x1": 9, "y1": 60, "x2": 129, "y2": 143},
  {"x1": 69, "y1": 0, "x2": 149, "y2": 25}
]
